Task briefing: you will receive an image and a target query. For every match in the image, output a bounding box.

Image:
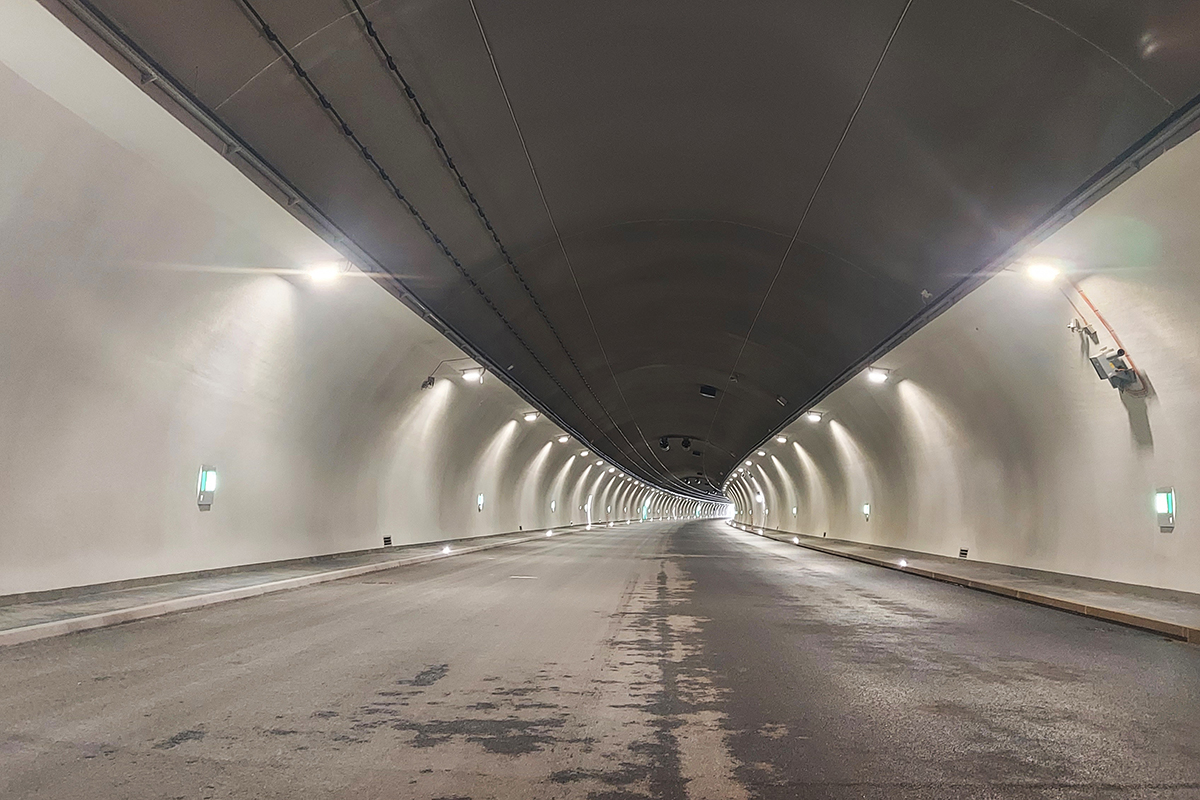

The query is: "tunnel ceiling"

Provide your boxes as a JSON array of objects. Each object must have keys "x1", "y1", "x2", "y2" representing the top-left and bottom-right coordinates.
[{"x1": 75, "y1": 0, "x2": 1200, "y2": 497}]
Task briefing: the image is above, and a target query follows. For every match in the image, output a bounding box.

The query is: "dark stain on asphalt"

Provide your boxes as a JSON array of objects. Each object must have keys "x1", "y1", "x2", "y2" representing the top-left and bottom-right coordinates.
[
  {"x1": 152, "y1": 729, "x2": 206, "y2": 750},
  {"x1": 401, "y1": 664, "x2": 450, "y2": 687}
]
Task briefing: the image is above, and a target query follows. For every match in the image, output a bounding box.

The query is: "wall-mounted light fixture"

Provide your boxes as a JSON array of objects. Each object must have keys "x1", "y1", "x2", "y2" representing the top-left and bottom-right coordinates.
[
  {"x1": 867, "y1": 367, "x2": 889, "y2": 384},
  {"x1": 306, "y1": 261, "x2": 344, "y2": 283},
  {"x1": 477, "y1": 493, "x2": 485, "y2": 512},
  {"x1": 806, "y1": 411, "x2": 823, "y2": 423},
  {"x1": 862, "y1": 503, "x2": 871, "y2": 521},
  {"x1": 757, "y1": 450, "x2": 766, "y2": 457},
  {"x1": 581, "y1": 450, "x2": 590, "y2": 457},
  {"x1": 1156, "y1": 487, "x2": 1176, "y2": 532},
  {"x1": 557, "y1": 435, "x2": 569, "y2": 443},
  {"x1": 197, "y1": 465, "x2": 217, "y2": 511},
  {"x1": 792, "y1": 506, "x2": 798, "y2": 517},
  {"x1": 776, "y1": 436, "x2": 787, "y2": 444},
  {"x1": 461, "y1": 368, "x2": 484, "y2": 384},
  {"x1": 523, "y1": 411, "x2": 539, "y2": 422},
  {"x1": 1026, "y1": 261, "x2": 1061, "y2": 282},
  {"x1": 551, "y1": 500, "x2": 556, "y2": 512},
  {"x1": 744, "y1": 460, "x2": 752, "y2": 467}
]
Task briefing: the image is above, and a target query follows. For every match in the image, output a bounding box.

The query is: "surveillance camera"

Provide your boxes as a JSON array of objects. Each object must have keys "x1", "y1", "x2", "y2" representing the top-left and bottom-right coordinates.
[{"x1": 681, "y1": 438, "x2": 691, "y2": 449}]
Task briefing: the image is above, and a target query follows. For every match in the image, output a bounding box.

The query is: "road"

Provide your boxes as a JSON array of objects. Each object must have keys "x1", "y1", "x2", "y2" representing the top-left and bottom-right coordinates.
[{"x1": 2, "y1": 520, "x2": 1199, "y2": 799}]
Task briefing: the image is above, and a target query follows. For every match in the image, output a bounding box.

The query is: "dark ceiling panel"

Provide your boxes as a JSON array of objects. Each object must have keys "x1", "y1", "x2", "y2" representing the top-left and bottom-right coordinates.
[{"x1": 74, "y1": 0, "x2": 1200, "y2": 497}]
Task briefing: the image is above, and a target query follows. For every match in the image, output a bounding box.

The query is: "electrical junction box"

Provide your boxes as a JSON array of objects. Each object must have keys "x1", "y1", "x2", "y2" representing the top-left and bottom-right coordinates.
[
  {"x1": 197, "y1": 465, "x2": 217, "y2": 511},
  {"x1": 1156, "y1": 488, "x2": 1175, "y2": 532},
  {"x1": 1089, "y1": 348, "x2": 1142, "y2": 391}
]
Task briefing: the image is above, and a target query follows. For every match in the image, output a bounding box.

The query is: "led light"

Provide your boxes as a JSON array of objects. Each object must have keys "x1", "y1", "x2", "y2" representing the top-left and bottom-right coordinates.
[
  {"x1": 755, "y1": 492, "x2": 765, "y2": 503},
  {"x1": 551, "y1": 500, "x2": 556, "y2": 512},
  {"x1": 307, "y1": 262, "x2": 341, "y2": 283},
  {"x1": 806, "y1": 411, "x2": 823, "y2": 423},
  {"x1": 757, "y1": 450, "x2": 766, "y2": 457},
  {"x1": 442, "y1": 545, "x2": 451, "y2": 554},
  {"x1": 776, "y1": 436, "x2": 787, "y2": 444},
  {"x1": 619, "y1": 472, "x2": 624, "y2": 477},
  {"x1": 558, "y1": 435, "x2": 569, "y2": 443},
  {"x1": 867, "y1": 367, "x2": 889, "y2": 384},
  {"x1": 1155, "y1": 491, "x2": 1173, "y2": 514},
  {"x1": 477, "y1": 493, "x2": 485, "y2": 511},
  {"x1": 546, "y1": 531, "x2": 553, "y2": 537},
  {"x1": 200, "y1": 469, "x2": 218, "y2": 492},
  {"x1": 596, "y1": 460, "x2": 603, "y2": 466},
  {"x1": 1026, "y1": 262, "x2": 1060, "y2": 282},
  {"x1": 744, "y1": 461, "x2": 752, "y2": 467},
  {"x1": 581, "y1": 450, "x2": 589, "y2": 457},
  {"x1": 899, "y1": 559, "x2": 908, "y2": 567},
  {"x1": 792, "y1": 537, "x2": 800, "y2": 545},
  {"x1": 461, "y1": 368, "x2": 484, "y2": 384},
  {"x1": 523, "y1": 411, "x2": 539, "y2": 422},
  {"x1": 792, "y1": 507, "x2": 797, "y2": 516}
]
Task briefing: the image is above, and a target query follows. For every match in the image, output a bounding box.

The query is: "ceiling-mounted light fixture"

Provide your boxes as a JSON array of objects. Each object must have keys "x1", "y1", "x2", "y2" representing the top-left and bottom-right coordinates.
[
  {"x1": 744, "y1": 461, "x2": 752, "y2": 467},
  {"x1": 523, "y1": 411, "x2": 539, "y2": 422},
  {"x1": 557, "y1": 435, "x2": 569, "y2": 443},
  {"x1": 866, "y1": 366, "x2": 889, "y2": 384},
  {"x1": 596, "y1": 460, "x2": 603, "y2": 466},
  {"x1": 775, "y1": 436, "x2": 787, "y2": 444},
  {"x1": 659, "y1": 437, "x2": 670, "y2": 451},
  {"x1": 756, "y1": 450, "x2": 766, "y2": 457},
  {"x1": 461, "y1": 367, "x2": 484, "y2": 384},
  {"x1": 805, "y1": 411, "x2": 823, "y2": 423},
  {"x1": 581, "y1": 450, "x2": 589, "y2": 457}
]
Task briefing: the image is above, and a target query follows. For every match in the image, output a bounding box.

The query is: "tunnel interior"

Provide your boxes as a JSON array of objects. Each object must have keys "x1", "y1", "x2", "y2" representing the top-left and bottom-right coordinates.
[{"x1": 4, "y1": 0, "x2": 1200, "y2": 796}]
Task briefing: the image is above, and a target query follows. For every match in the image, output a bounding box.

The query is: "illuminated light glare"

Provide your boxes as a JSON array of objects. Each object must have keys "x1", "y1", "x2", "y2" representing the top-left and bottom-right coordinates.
[
  {"x1": 523, "y1": 411, "x2": 539, "y2": 422},
  {"x1": 581, "y1": 450, "x2": 589, "y2": 457},
  {"x1": 200, "y1": 469, "x2": 218, "y2": 492},
  {"x1": 307, "y1": 263, "x2": 341, "y2": 283},
  {"x1": 776, "y1": 436, "x2": 787, "y2": 444},
  {"x1": 867, "y1": 367, "x2": 889, "y2": 384},
  {"x1": 596, "y1": 460, "x2": 604, "y2": 466},
  {"x1": 899, "y1": 559, "x2": 908, "y2": 567},
  {"x1": 806, "y1": 411, "x2": 822, "y2": 423},
  {"x1": 1155, "y1": 491, "x2": 1173, "y2": 514},
  {"x1": 546, "y1": 531, "x2": 553, "y2": 537},
  {"x1": 757, "y1": 450, "x2": 766, "y2": 457},
  {"x1": 744, "y1": 461, "x2": 752, "y2": 467},
  {"x1": 792, "y1": 537, "x2": 800, "y2": 545},
  {"x1": 1026, "y1": 261, "x2": 1061, "y2": 283},
  {"x1": 557, "y1": 435, "x2": 569, "y2": 443},
  {"x1": 461, "y1": 368, "x2": 484, "y2": 384},
  {"x1": 441, "y1": 545, "x2": 451, "y2": 554},
  {"x1": 608, "y1": 467, "x2": 615, "y2": 473}
]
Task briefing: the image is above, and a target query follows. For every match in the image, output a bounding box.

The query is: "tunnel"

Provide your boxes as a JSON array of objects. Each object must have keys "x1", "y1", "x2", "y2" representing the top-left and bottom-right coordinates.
[{"x1": 3, "y1": 0, "x2": 1200, "y2": 796}]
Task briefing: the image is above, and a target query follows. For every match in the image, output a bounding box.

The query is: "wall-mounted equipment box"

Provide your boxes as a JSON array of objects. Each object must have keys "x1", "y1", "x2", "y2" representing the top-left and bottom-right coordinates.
[
  {"x1": 1089, "y1": 348, "x2": 1143, "y2": 392},
  {"x1": 862, "y1": 503, "x2": 871, "y2": 522},
  {"x1": 197, "y1": 465, "x2": 217, "y2": 511},
  {"x1": 1156, "y1": 487, "x2": 1176, "y2": 532}
]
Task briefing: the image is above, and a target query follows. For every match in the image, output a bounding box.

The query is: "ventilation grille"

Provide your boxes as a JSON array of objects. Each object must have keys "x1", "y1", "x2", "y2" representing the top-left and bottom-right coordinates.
[
  {"x1": 699, "y1": 384, "x2": 717, "y2": 398},
  {"x1": 958, "y1": 548, "x2": 968, "y2": 559},
  {"x1": 383, "y1": 536, "x2": 393, "y2": 547}
]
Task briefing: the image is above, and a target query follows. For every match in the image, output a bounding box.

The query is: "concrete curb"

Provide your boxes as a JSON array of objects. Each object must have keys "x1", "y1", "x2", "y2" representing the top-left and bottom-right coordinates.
[
  {"x1": 728, "y1": 522, "x2": 1200, "y2": 644},
  {"x1": 0, "y1": 528, "x2": 583, "y2": 648}
]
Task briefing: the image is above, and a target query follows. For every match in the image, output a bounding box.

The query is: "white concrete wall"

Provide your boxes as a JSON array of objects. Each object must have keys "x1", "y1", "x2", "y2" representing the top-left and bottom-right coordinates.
[
  {"x1": 0, "y1": 1, "x2": 722, "y2": 595},
  {"x1": 729, "y1": 123, "x2": 1200, "y2": 594}
]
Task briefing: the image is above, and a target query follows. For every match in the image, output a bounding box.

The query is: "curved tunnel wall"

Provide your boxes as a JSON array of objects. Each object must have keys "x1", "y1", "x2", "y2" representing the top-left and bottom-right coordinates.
[
  {"x1": 728, "y1": 126, "x2": 1200, "y2": 594},
  {"x1": 0, "y1": 9, "x2": 720, "y2": 596}
]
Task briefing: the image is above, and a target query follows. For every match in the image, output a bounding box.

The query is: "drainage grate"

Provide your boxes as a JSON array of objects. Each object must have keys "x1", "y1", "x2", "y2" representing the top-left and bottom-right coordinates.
[
  {"x1": 958, "y1": 548, "x2": 968, "y2": 559},
  {"x1": 383, "y1": 536, "x2": 392, "y2": 547}
]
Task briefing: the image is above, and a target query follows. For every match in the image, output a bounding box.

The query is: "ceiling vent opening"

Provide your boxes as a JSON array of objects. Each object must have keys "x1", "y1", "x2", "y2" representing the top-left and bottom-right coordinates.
[
  {"x1": 699, "y1": 385, "x2": 718, "y2": 398},
  {"x1": 383, "y1": 536, "x2": 393, "y2": 547}
]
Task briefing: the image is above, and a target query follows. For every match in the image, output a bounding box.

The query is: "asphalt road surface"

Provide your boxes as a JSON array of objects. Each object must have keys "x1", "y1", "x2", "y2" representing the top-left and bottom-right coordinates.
[{"x1": 3, "y1": 520, "x2": 1199, "y2": 799}]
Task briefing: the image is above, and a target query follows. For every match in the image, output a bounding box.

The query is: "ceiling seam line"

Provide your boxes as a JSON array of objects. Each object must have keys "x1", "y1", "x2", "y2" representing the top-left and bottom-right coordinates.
[
  {"x1": 701, "y1": 0, "x2": 915, "y2": 485},
  {"x1": 345, "y1": 0, "x2": 675, "y2": 490},
  {"x1": 1004, "y1": 0, "x2": 1173, "y2": 108},
  {"x1": 466, "y1": 0, "x2": 711, "y2": 497},
  {"x1": 228, "y1": 0, "x2": 639, "y2": 461}
]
